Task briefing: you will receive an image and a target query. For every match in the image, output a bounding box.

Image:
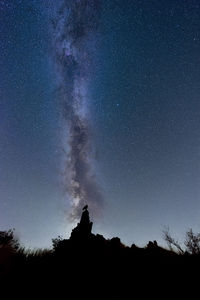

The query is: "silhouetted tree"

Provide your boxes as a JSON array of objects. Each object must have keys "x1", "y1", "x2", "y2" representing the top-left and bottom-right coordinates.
[
  {"x1": 0, "y1": 229, "x2": 20, "y2": 277},
  {"x1": 163, "y1": 227, "x2": 200, "y2": 255},
  {"x1": 163, "y1": 227, "x2": 184, "y2": 254},
  {"x1": 52, "y1": 235, "x2": 63, "y2": 251},
  {"x1": 184, "y1": 228, "x2": 200, "y2": 255},
  {"x1": 0, "y1": 229, "x2": 19, "y2": 251}
]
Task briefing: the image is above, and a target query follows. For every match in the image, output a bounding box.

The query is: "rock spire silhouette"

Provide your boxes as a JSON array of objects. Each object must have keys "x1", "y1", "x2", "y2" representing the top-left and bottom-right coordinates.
[{"x1": 70, "y1": 205, "x2": 93, "y2": 240}]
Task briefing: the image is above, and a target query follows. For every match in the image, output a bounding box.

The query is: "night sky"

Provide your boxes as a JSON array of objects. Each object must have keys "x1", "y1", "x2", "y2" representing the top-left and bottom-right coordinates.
[{"x1": 1, "y1": 0, "x2": 200, "y2": 249}]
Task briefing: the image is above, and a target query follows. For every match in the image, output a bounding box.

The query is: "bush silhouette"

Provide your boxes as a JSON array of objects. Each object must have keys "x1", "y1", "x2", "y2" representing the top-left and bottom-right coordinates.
[{"x1": 163, "y1": 227, "x2": 200, "y2": 254}]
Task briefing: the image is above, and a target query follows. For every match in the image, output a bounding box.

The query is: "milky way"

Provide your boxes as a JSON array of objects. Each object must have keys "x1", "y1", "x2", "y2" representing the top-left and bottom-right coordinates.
[{"x1": 53, "y1": 0, "x2": 103, "y2": 220}]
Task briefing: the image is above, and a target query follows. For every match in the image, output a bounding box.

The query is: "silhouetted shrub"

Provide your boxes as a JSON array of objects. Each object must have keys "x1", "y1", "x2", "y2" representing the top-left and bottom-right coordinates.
[
  {"x1": 52, "y1": 235, "x2": 63, "y2": 251},
  {"x1": 163, "y1": 227, "x2": 200, "y2": 255},
  {"x1": 163, "y1": 227, "x2": 184, "y2": 254},
  {"x1": 0, "y1": 229, "x2": 19, "y2": 251},
  {"x1": 184, "y1": 228, "x2": 200, "y2": 255}
]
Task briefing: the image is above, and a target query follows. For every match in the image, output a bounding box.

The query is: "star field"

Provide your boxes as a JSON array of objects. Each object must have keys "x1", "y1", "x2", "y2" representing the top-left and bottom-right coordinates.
[{"x1": 0, "y1": 0, "x2": 200, "y2": 248}]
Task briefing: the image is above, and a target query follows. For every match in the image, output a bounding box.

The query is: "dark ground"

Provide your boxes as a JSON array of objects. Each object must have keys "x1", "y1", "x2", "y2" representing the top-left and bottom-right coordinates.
[{"x1": 1, "y1": 208, "x2": 199, "y2": 298}]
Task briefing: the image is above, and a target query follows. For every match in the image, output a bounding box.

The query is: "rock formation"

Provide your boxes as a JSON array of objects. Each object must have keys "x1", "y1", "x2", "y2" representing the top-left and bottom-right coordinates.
[{"x1": 70, "y1": 205, "x2": 93, "y2": 241}]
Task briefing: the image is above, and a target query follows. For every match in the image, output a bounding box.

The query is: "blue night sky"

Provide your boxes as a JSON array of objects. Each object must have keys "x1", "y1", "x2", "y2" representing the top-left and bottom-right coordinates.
[{"x1": 0, "y1": 0, "x2": 200, "y2": 249}]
